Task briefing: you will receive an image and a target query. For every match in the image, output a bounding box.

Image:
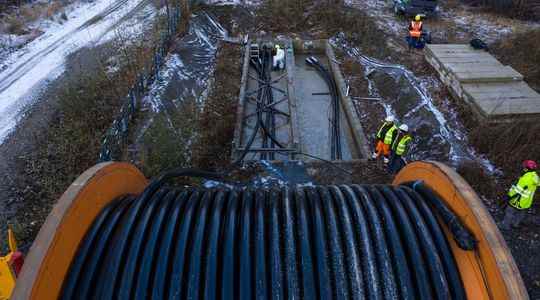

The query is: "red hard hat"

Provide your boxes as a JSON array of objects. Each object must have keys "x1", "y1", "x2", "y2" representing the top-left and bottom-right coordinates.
[{"x1": 523, "y1": 160, "x2": 538, "y2": 170}]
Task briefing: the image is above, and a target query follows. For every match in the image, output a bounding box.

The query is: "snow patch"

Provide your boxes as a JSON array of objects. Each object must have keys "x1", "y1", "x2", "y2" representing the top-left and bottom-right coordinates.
[{"x1": 0, "y1": 0, "x2": 153, "y2": 143}]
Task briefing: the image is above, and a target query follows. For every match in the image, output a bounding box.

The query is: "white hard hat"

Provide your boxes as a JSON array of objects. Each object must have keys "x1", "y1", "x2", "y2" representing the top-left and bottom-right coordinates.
[
  {"x1": 399, "y1": 124, "x2": 409, "y2": 132},
  {"x1": 385, "y1": 116, "x2": 395, "y2": 123}
]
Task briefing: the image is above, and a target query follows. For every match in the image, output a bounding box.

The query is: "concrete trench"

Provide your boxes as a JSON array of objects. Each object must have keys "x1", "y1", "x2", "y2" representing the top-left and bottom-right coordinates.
[{"x1": 233, "y1": 38, "x2": 370, "y2": 162}]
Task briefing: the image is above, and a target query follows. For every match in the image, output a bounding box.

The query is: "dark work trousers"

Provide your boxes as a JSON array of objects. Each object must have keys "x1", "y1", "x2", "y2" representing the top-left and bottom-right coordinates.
[
  {"x1": 501, "y1": 205, "x2": 527, "y2": 230},
  {"x1": 388, "y1": 152, "x2": 406, "y2": 174}
]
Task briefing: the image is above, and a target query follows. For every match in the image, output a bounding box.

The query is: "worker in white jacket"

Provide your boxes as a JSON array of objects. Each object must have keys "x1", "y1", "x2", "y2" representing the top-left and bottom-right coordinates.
[{"x1": 273, "y1": 44, "x2": 285, "y2": 70}]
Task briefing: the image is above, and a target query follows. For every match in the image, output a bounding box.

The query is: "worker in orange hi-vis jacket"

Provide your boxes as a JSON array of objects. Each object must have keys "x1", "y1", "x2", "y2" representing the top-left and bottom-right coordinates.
[
  {"x1": 372, "y1": 116, "x2": 398, "y2": 164},
  {"x1": 408, "y1": 14, "x2": 423, "y2": 49}
]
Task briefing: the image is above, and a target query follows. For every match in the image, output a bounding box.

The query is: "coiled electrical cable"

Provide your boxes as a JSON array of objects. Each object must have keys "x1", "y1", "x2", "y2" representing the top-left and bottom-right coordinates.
[
  {"x1": 61, "y1": 176, "x2": 470, "y2": 299},
  {"x1": 306, "y1": 56, "x2": 342, "y2": 160},
  {"x1": 242, "y1": 46, "x2": 283, "y2": 161}
]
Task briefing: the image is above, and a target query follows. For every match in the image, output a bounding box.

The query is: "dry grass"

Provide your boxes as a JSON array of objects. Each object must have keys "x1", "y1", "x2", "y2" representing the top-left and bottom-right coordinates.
[
  {"x1": 11, "y1": 51, "x2": 132, "y2": 244},
  {"x1": 256, "y1": 1, "x2": 391, "y2": 59},
  {"x1": 460, "y1": 0, "x2": 540, "y2": 20},
  {"x1": 193, "y1": 43, "x2": 242, "y2": 171},
  {"x1": 470, "y1": 121, "x2": 540, "y2": 173},
  {"x1": 3, "y1": 14, "x2": 27, "y2": 34},
  {"x1": 257, "y1": 0, "x2": 313, "y2": 32},
  {"x1": 140, "y1": 100, "x2": 199, "y2": 177},
  {"x1": 456, "y1": 160, "x2": 500, "y2": 200},
  {"x1": 491, "y1": 28, "x2": 540, "y2": 91}
]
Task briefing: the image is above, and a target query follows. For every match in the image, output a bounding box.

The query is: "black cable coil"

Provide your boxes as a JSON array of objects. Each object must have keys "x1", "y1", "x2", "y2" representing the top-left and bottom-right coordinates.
[{"x1": 61, "y1": 182, "x2": 471, "y2": 299}]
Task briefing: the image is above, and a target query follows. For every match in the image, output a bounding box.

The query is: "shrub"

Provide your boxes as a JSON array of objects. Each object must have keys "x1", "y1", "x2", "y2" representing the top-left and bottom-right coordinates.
[{"x1": 4, "y1": 15, "x2": 27, "y2": 34}]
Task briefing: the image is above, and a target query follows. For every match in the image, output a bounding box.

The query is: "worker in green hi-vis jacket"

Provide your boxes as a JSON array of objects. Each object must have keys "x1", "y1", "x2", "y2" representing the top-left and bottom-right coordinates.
[{"x1": 501, "y1": 160, "x2": 539, "y2": 230}]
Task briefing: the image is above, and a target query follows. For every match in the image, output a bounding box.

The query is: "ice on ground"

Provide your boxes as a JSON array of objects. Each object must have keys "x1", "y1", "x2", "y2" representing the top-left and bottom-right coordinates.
[
  {"x1": 203, "y1": 0, "x2": 261, "y2": 6},
  {"x1": 134, "y1": 13, "x2": 226, "y2": 146},
  {"x1": 0, "y1": 0, "x2": 154, "y2": 143}
]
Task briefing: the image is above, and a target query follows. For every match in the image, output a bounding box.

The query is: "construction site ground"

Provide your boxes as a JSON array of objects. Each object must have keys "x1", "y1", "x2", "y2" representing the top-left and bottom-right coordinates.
[{"x1": 0, "y1": 0, "x2": 539, "y2": 297}]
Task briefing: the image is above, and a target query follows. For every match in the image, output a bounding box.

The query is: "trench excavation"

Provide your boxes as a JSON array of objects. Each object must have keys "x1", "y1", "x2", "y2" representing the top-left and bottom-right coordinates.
[{"x1": 233, "y1": 39, "x2": 369, "y2": 163}]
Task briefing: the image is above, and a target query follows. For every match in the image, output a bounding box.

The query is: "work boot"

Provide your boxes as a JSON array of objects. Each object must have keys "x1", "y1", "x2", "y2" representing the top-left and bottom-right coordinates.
[{"x1": 371, "y1": 152, "x2": 378, "y2": 159}]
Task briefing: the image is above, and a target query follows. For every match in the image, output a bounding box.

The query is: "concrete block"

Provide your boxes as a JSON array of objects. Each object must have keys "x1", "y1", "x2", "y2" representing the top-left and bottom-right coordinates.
[{"x1": 425, "y1": 43, "x2": 540, "y2": 123}]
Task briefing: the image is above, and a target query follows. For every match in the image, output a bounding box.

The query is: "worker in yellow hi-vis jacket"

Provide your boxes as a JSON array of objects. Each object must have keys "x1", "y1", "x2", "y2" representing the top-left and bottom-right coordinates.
[{"x1": 501, "y1": 160, "x2": 539, "y2": 230}]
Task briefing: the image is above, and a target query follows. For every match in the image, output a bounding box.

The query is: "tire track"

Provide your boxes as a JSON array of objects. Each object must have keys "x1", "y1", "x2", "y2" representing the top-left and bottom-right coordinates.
[{"x1": 0, "y1": 0, "x2": 131, "y2": 94}]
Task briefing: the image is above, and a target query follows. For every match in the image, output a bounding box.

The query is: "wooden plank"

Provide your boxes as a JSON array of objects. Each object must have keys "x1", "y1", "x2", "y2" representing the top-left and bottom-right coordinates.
[
  {"x1": 476, "y1": 98, "x2": 540, "y2": 116},
  {"x1": 467, "y1": 88, "x2": 540, "y2": 99},
  {"x1": 437, "y1": 57, "x2": 500, "y2": 64}
]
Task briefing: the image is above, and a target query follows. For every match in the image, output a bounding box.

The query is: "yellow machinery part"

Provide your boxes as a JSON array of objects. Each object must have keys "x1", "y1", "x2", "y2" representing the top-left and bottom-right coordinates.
[
  {"x1": 0, "y1": 254, "x2": 16, "y2": 300},
  {"x1": 1, "y1": 227, "x2": 19, "y2": 299}
]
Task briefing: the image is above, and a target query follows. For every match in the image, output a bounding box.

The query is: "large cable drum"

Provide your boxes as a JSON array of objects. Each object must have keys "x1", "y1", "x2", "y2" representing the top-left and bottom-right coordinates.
[
  {"x1": 60, "y1": 183, "x2": 467, "y2": 299},
  {"x1": 11, "y1": 162, "x2": 527, "y2": 300}
]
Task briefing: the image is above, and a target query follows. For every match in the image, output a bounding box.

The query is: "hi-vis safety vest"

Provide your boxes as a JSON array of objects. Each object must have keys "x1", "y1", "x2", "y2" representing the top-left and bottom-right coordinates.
[
  {"x1": 383, "y1": 125, "x2": 398, "y2": 145},
  {"x1": 508, "y1": 171, "x2": 539, "y2": 209},
  {"x1": 393, "y1": 134, "x2": 412, "y2": 156},
  {"x1": 376, "y1": 122, "x2": 393, "y2": 140},
  {"x1": 410, "y1": 21, "x2": 422, "y2": 38}
]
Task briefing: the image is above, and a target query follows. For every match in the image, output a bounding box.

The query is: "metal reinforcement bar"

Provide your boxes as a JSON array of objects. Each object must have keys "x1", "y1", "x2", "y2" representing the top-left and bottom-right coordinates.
[{"x1": 59, "y1": 180, "x2": 472, "y2": 299}]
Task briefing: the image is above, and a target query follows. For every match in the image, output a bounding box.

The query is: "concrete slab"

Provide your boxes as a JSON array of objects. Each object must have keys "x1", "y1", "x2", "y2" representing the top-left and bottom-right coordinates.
[
  {"x1": 425, "y1": 43, "x2": 540, "y2": 122},
  {"x1": 455, "y1": 70, "x2": 523, "y2": 83},
  {"x1": 464, "y1": 81, "x2": 538, "y2": 95},
  {"x1": 474, "y1": 97, "x2": 540, "y2": 116}
]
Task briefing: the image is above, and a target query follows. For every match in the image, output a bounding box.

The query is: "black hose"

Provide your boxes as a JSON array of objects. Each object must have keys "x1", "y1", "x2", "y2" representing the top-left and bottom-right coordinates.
[
  {"x1": 236, "y1": 53, "x2": 283, "y2": 162},
  {"x1": 61, "y1": 182, "x2": 467, "y2": 299},
  {"x1": 379, "y1": 185, "x2": 433, "y2": 299},
  {"x1": 395, "y1": 187, "x2": 450, "y2": 299},
  {"x1": 355, "y1": 185, "x2": 398, "y2": 299},
  {"x1": 401, "y1": 186, "x2": 466, "y2": 300},
  {"x1": 307, "y1": 56, "x2": 342, "y2": 160},
  {"x1": 406, "y1": 181, "x2": 477, "y2": 251},
  {"x1": 367, "y1": 186, "x2": 415, "y2": 300}
]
